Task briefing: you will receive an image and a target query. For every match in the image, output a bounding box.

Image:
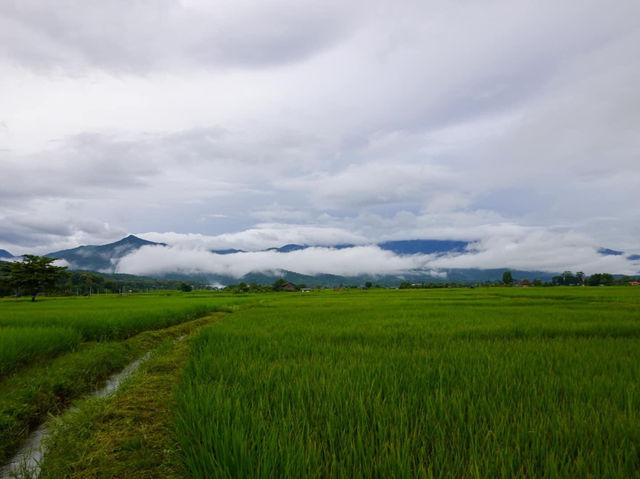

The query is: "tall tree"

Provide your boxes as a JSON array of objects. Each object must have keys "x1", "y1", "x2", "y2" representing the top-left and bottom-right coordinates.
[
  {"x1": 0, "y1": 255, "x2": 68, "y2": 301},
  {"x1": 502, "y1": 270, "x2": 513, "y2": 285}
]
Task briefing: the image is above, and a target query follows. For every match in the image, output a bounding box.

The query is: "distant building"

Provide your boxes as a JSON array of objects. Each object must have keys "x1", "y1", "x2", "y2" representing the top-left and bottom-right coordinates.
[
  {"x1": 282, "y1": 282, "x2": 297, "y2": 292},
  {"x1": 630, "y1": 281, "x2": 640, "y2": 286}
]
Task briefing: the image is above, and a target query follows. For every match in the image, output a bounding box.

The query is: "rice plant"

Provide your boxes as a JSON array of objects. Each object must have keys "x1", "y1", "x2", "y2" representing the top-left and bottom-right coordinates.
[{"x1": 175, "y1": 288, "x2": 640, "y2": 477}]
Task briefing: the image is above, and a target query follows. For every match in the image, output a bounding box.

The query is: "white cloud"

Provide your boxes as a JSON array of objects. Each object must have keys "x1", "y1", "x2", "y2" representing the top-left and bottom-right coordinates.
[
  {"x1": 116, "y1": 226, "x2": 640, "y2": 278},
  {"x1": 429, "y1": 229, "x2": 640, "y2": 275},
  {"x1": 138, "y1": 225, "x2": 367, "y2": 251},
  {"x1": 116, "y1": 245, "x2": 425, "y2": 277}
]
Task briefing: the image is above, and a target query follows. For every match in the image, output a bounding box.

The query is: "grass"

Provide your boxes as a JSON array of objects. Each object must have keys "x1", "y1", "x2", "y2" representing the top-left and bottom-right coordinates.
[
  {"x1": 37, "y1": 314, "x2": 223, "y2": 479},
  {"x1": 0, "y1": 291, "x2": 261, "y2": 467},
  {"x1": 0, "y1": 292, "x2": 254, "y2": 377},
  {"x1": 0, "y1": 312, "x2": 227, "y2": 465},
  {"x1": 0, "y1": 294, "x2": 222, "y2": 341},
  {"x1": 174, "y1": 288, "x2": 640, "y2": 478},
  {"x1": 0, "y1": 327, "x2": 81, "y2": 378}
]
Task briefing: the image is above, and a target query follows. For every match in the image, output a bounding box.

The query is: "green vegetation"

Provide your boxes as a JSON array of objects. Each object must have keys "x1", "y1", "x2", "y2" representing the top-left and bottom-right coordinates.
[
  {"x1": 175, "y1": 288, "x2": 640, "y2": 477},
  {"x1": 0, "y1": 294, "x2": 224, "y2": 380},
  {"x1": 38, "y1": 315, "x2": 221, "y2": 479},
  {"x1": 0, "y1": 255, "x2": 68, "y2": 301},
  {"x1": 2, "y1": 288, "x2": 639, "y2": 477},
  {"x1": 0, "y1": 315, "x2": 220, "y2": 467},
  {"x1": 0, "y1": 292, "x2": 254, "y2": 466},
  {"x1": 0, "y1": 327, "x2": 81, "y2": 378}
]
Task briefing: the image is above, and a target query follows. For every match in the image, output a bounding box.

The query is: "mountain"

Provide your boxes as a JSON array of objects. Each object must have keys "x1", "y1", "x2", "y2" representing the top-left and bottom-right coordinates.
[
  {"x1": 0, "y1": 249, "x2": 14, "y2": 259},
  {"x1": 267, "y1": 243, "x2": 309, "y2": 253},
  {"x1": 378, "y1": 239, "x2": 470, "y2": 255},
  {"x1": 46, "y1": 235, "x2": 165, "y2": 272},
  {"x1": 154, "y1": 267, "x2": 557, "y2": 288},
  {"x1": 36, "y1": 235, "x2": 620, "y2": 285},
  {"x1": 231, "y1": 240, "x2": 470, "y2": 255},
  {"x1": 598, "y1": 248, "x2": 624, "y2": 256},
  {"x1": 210, "y1": 248, "x2": 245, "y2": 255}
]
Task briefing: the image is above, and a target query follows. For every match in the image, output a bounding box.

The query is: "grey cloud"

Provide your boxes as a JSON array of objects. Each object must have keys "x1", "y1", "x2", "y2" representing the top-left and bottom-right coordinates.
[
  {"x1": 0, "y1": 212, "x2": 124, "y2": 254},
  {"x1": 281, "y1": 162, "x2": 460, "y2": 210},
  {"x1": 1, "y1": 0, "x2": 639, "y2": 270},
  {"x1": 0, "y1": 134, "x2": 159, "y2": 202},
  {"x1": 0, "y1": 0, "x2": 359, "y2": 72}
]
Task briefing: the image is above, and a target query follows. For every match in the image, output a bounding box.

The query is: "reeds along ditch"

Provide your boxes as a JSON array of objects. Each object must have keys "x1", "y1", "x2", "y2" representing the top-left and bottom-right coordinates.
[{"x1": 174, "y1": 289, "x2": 640, "y2": 478}]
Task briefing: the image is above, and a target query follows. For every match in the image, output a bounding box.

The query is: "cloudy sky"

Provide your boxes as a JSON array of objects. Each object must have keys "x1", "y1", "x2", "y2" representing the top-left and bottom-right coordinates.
[{"x1": 1, "y1": 0, "x2": 639, "y2": 275}]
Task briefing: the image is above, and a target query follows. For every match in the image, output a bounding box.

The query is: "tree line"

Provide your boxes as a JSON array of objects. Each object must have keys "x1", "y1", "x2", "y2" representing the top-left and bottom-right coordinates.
[
  {"x1": 0, "y1": 256, "x2": 207, "y2": 300},
  {"x1": 1, "y1": 256, "x2": 638, "y2": 300}
]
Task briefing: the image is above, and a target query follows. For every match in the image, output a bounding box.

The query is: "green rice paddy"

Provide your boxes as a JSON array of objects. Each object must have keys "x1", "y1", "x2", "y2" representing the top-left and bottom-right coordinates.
[
  {"x1": 175, "y1": 288, "x2": 640, "y2": 478},
  {"x1": 2, "y1": 287, "x2": 639, "y2": 477}
]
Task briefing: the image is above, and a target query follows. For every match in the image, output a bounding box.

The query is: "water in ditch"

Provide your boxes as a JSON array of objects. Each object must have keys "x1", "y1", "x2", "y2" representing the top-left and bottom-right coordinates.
[{"x1": 1, "y1": 351, "x2": 152, "y2": 479}]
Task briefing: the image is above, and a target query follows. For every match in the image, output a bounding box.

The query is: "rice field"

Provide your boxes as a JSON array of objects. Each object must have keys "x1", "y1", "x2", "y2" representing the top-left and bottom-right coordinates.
[
  {"x1": 0, "y1": 292, "x2": 250, "y2": 466},
  {"x1": 2, "y1": 287, "x2": 639, "y2": 477},
  {"x1": 174, "y1": 288, "x2": 640, "y2": 478},
  {"x1": 0, "y1": 327, "x2": 81, "y2": 377},
  {"x1": 0, "y1": 292, "x2": 249, "y2": 376}
]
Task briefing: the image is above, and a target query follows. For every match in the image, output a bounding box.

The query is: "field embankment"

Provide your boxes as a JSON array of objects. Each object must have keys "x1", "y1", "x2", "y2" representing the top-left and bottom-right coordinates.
[
  {"x1": 26, "y1": 314, "x2": 224, "y2": 479},
  {"x1": 0, "y1": 292, "x2": 252, "y2": 466}
]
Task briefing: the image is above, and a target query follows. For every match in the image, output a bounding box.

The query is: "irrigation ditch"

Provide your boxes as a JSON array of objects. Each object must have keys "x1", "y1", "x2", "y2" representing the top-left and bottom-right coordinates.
[
  {"x1": 0, "y1": 313, "x2": 222, "y2": 479},
  {"x1": 1, "y1": 351, "x2": 153, "y2": 478}
]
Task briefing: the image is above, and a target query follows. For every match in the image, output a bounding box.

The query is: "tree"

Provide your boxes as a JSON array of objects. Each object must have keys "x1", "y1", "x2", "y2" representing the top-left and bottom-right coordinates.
[
  {"x1": 0, "y1": 255, "x2": 68, "y2": 301},
  {"x1": 502, "y1": 271, "x2": 513, "y2": 285},
  {"x1": 179, "y1": 282, "x2": 193, "y2": 292},
  {"x1": 587, "y1": 273, "x2": 614, "y2": 286}
]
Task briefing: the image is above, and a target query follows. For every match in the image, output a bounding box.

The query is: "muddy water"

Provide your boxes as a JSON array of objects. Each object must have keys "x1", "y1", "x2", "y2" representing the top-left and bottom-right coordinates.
[{"x1": 1, "y1": 351, "x2": 152, "y2": 479}]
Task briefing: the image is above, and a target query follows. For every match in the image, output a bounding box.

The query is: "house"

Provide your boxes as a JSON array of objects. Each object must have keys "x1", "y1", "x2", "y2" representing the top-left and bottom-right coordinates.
[
  {"x1": 282, "y1": 282, "x2": 297, "y2": 292},
  {"x1": 630, "y1": 281, "x2": 640, "y2": 286}
]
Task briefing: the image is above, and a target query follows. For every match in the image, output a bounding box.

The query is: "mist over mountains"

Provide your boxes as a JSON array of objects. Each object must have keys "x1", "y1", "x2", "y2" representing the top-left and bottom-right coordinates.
[
  {"x1": 46, "y1": 235, "x2": 165, "y2": 272},
  {"x1": 4, "y1": 234, "x2": 624, "y2": 286}
]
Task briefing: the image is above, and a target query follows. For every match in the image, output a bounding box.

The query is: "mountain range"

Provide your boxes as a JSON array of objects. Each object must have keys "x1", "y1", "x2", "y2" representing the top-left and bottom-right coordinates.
[
  {"x1": 46, "y1": 236, "x2": 475, "y2": 273},
  {"x1": 214, "y1": 239, "x2": 471, "y2": 256},
  {"x1": 0, "y1": 249, "x2": 14, "y2": 259},
  {"x1": 35, "y1": 235, "x2": 557, "y2": 285},
  {"x1": 46, "y1": 235, "x2": 165, "y2": 272},
  {"x1": 0, "y1": 234, "x2": 629, "y2": 286}
]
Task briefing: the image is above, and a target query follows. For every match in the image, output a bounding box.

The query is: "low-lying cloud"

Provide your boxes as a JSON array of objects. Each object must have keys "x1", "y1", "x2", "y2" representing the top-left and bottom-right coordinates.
[
  {"x1": 116, "y1": 228, "x2": 640, "y2": 278},
  {"x1": 138, "y1": 225, "x2": 368, "y2": 252},
  {"x1": 116, "y1": 245, "x2": 429, "y2": 278}
]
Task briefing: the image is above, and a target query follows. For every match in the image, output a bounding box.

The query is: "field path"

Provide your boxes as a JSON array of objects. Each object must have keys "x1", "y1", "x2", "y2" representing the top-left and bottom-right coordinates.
[
  {"x1": 35, "y1": 313, "x2": 224, "y2": 479},
  {"x1": 34, "y1": 313, "x2": 225, "y2": 478}
]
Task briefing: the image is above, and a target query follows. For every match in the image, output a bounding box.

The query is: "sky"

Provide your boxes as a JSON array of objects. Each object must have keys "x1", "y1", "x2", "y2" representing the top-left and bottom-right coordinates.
[{"x1": 1, "y1": 0, "x2": 639, "y2": 276}]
